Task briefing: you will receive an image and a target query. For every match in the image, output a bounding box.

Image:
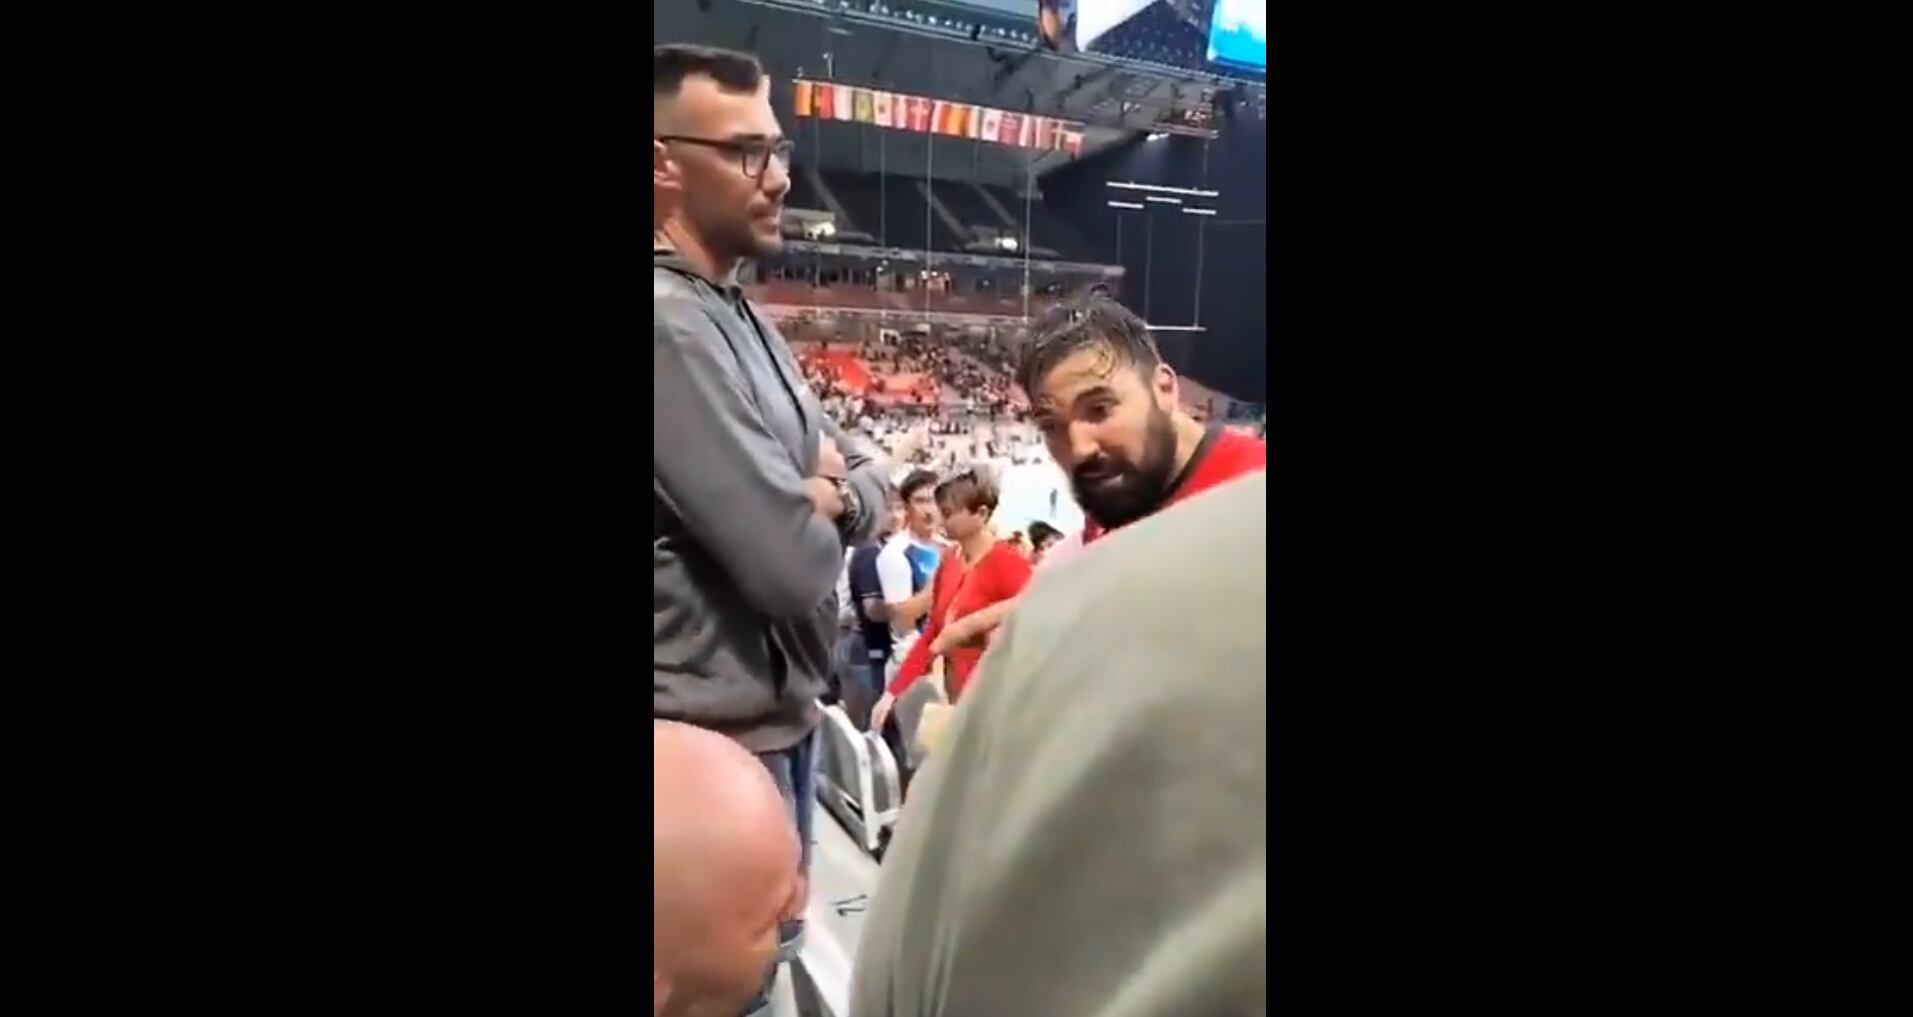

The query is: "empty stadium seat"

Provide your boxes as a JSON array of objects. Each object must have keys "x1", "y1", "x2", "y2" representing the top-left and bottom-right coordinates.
[{"x1": 815, "y1": 704, "x2": 903, "y2": 858}]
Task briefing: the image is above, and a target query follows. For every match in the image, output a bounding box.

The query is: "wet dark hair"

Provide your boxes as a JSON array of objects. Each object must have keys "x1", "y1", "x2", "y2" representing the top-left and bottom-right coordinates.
[
  {"x1": 654, "y1": 44, "x2": 764, "y2": 98},
  {"x1": 1017, "y1": 293, "x2": 1161, "y2": 396},
  {"x1": 899, "y1": 469, "x2": 941, "y2": 504},
  {"x1": 1027, "y1": 520, "x2": 1063, "y2": 547},
  {"x1": 935, "y1": 469, "x2": 1000, "y2": 517}
]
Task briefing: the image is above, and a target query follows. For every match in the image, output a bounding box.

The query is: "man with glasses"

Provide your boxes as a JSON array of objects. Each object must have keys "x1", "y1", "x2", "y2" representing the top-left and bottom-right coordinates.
[{"x1": 653, "y1": 43, "x2": 891, "y2": 1017}]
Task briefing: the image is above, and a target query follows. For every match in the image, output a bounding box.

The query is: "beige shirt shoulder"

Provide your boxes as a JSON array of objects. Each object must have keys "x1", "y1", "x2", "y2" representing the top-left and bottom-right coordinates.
[{"x1": 849, "y1": 473, "x2": 1268, "y2": 1017}]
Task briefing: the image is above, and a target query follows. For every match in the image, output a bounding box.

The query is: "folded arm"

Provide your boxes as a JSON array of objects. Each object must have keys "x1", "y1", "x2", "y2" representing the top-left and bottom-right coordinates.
[{"x1": 655, "y1": 305, "x2": 847, "y2": 619}]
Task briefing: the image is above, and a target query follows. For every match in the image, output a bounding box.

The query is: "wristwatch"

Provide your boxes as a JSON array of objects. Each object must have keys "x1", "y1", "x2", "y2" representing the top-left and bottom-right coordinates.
[{"x1": 832, "y1": 476, "x2": 862, "y2": 531}]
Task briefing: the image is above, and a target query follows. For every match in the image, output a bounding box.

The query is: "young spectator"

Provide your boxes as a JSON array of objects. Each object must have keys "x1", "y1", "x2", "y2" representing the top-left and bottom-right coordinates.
[{"x1": 872, "y1": 469, "x2": 1033, "y2": 732}]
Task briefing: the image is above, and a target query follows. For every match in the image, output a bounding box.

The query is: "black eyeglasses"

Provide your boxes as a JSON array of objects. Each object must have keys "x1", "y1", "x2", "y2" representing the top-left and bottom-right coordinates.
[{"x1": 655, "y1": 135, "x2": 794, "y2": 179}]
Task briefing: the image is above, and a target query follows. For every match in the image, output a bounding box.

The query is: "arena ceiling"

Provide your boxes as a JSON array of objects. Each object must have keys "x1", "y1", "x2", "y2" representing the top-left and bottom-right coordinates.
[{"x1": 659, "y1": 0, "x2": 1262, "y2": 187}]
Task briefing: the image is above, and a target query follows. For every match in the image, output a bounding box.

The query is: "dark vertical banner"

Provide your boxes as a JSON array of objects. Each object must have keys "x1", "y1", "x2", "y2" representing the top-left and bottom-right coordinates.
[
  {"x1": 1149, "y1": 208, "x2": 1202, "y2": 327},
  {"x1": 1039, "y1": 125, "x2": 1266, "y2": 403},
  {"x1": 1194, "y1": 221, "x2": 1267, "y2": 403}
]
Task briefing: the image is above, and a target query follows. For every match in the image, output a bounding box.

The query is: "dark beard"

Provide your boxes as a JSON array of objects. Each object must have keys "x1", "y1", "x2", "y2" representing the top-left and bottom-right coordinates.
[
  {"x1": 1071, "y1": 403, "x2": 1180, "y2": 530},
  {"x1": 691, "y1": 199, "x2": 780, "y2": 263}
]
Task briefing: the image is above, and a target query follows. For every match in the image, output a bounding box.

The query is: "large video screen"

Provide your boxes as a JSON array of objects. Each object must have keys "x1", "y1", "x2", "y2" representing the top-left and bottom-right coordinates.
[
  {"x1": 1206, "y1": 0, "x2": 1267, "y2": 70},
  {"x1": 1071, "y1": 0, "x2": 1151, "y2": 51}
]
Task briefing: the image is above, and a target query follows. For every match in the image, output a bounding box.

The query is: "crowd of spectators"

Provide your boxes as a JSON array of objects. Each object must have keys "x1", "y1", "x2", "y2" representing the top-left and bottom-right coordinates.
[
  {"x1": 794, "y1": 319, "x2": 1268, "y2": 465},
  {"x1": 796, "y1": 325, "x2": 1027, "y2": 423}
]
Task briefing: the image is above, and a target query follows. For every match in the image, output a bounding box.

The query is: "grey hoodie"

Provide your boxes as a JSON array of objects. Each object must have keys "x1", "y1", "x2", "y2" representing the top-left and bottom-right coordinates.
[{"x1": 654, "y1": 251, "x2": 890, "y2": 752}]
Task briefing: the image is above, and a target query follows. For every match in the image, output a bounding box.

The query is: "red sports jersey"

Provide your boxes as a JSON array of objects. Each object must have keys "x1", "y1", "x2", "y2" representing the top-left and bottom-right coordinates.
[
  {"x1": 908, "y1": 97, "x2": 932, "y2": 133},
  {"x1": 889, "y1": 541, "x2": 1032, "y2": 703},
  {"x1": 1083, "y1": 426, "x2": 1266, "y2": 546}
]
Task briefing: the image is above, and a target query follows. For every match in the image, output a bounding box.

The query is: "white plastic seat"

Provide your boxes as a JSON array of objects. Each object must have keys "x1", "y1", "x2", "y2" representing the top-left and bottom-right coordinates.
[{"x1": 815, "y1": 704, "x2": 903, "y2": 857}]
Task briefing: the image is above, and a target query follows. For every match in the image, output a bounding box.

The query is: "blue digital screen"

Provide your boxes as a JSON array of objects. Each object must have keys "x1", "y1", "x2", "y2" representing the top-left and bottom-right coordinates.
[{"x1": 1206, "y1": 0, "x2": 1266, "y2": 70}]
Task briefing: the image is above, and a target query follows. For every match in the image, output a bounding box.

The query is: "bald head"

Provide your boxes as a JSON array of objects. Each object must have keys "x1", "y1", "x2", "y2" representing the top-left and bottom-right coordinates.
[
  {"x1": 655, "y1": 721, "x2": 795, "y2": 872},
  {"x1": 654, "y1": 721, "x2": 801, "y2": 1017}
]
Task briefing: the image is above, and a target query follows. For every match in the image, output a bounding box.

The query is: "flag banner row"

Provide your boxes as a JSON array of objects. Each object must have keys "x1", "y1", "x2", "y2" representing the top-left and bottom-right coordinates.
[{"x1": 794, "y1": 78, "x2": 1086, "y2": 158}]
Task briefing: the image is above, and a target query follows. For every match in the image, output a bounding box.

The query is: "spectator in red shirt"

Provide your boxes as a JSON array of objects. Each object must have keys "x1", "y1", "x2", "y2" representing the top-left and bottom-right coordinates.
[
  {"x1": 933, "y1": 294, "x2": 1266, "y2": 651},
  {"x1": 870, "y1": 469, "x2": 1032, "y2": 733}
]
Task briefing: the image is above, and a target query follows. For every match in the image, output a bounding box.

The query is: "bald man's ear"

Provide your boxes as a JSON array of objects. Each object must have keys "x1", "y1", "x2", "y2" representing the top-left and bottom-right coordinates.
[{"x1": 654, "y1": 971, "x2": 671, "y2": 1016}]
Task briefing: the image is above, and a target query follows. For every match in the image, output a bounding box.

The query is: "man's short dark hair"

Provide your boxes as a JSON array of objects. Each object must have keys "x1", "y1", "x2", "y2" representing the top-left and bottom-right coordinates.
[
  {"x1": 655, "y1": 44, "x2": 764, "y2": 99},
  {"x1": 1027, "y1": 520, "x2": 1063, "y2": 547},
  {"x1": 1016, "y1": 293, "x2": 1161, "y2": 396},
  {"x1": 899, "y1": 469, "x2": 940, "y2": 504}
]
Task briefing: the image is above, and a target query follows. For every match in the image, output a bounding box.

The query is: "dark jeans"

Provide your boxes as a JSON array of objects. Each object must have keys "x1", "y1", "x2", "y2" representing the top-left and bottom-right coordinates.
[
  {"x1": 835, "y1": 627, "x2": 888, "y2": 731},
  {"x1": 740, "y1": 729, "x2": 818, "y2": 1016}
]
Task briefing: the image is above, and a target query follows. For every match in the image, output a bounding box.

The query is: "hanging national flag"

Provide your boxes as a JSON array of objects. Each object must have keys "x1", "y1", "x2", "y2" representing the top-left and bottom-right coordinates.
[
  {"x1": 998, "y1": 112, "x2": 1022, "y2": 146},
  {"x1": 794, "y1": 77, "x2": 1098, "y2": 156}
]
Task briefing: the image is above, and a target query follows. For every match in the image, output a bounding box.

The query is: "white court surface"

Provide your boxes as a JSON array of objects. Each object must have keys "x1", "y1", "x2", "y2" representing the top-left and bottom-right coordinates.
[
  {"x1": 794, "y1": 797, "x2": 882, "y2": 1017},
  {"x1": 991, "y1": 457, "x2": 1083, "y2": 538}
]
